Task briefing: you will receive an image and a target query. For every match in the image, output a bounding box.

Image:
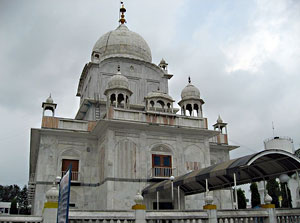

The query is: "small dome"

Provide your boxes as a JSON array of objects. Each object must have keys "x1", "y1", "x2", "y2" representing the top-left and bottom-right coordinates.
[
  {"x1": 181, "y1": 83, "x2": 200, "y2": 100},
  {"x1": 217, "y1": 115, "x2": 223, "y2": 124},
  {"x1": 46, "y1": 183, "x2": 59, "y2": 202},
  {"x1": 92, "y1": 24, "x2": 152, "y2": 62},
  {"x1": 146, "y1": 91, "x2": 174, "y2": 102},
  {"x1": 107, "y1": 72, "x2": 129, "y2": 90},
  {"x1": 46, "y1": 95, "x2": 53, "y2": 104},
  {"x1": 159, "y1": 58, "x2": 167, "y2": 65}
]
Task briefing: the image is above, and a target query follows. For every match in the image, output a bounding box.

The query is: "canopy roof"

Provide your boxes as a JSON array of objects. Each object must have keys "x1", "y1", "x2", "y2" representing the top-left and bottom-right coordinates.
[{"x1": 142, "y1": 149, "x2": 300, "y2": 196}]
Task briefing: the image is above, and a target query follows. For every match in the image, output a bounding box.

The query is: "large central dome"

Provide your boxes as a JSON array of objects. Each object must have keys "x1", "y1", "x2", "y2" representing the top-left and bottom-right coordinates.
[{"x1": 92, "y1": 24, "x2": 152, "y2": 63}]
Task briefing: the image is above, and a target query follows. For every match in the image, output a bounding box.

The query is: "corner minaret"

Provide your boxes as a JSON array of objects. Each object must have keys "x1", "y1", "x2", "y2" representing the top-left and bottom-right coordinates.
[
  {"x1": 212, "y1": 115, "x2": 228, "y2": 144},
  {"x1": 42, "y1": 94, "x2": 57, "y2": 117}
]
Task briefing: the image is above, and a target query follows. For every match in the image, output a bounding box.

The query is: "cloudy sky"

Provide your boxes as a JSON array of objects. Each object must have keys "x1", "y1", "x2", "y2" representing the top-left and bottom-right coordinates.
[{"x1": 1, "y1": 0, "x2": 300, "y2": 187}]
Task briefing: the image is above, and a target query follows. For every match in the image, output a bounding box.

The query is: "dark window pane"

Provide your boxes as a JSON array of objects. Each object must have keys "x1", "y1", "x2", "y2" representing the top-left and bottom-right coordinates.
[
  {"x1": 163, "y1": 156, "x2": 171, "y2": 167},
  {"x1": 154, "y1": 156, "x2": 161, "y2": 166}
]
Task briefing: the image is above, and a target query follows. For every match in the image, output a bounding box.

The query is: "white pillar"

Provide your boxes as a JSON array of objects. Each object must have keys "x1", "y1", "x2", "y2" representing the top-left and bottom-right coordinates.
[
  {"x1": 234, "y1": 173, "x2": 238, "y2": 209},
  {"x1": 156, "y1": 191, "x2": 159, "y2": 210},
  {"x1": 132, "y1": 193, "x2": 146, "y2": 223},
  {"x1": 177, "y1": 186, "x2": 180, "y2": 210},
  {"x1": 43, "y1": 182, "x2": 59, "y2": 223}
]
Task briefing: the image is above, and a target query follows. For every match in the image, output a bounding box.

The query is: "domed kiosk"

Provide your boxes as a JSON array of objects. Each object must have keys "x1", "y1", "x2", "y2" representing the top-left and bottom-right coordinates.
[
  {"x1": 178, "y1": 77, "x2": 204, "y2": 117},
  {"x1": 104, "y1": 66, "x2": 132, "y2": 109}
]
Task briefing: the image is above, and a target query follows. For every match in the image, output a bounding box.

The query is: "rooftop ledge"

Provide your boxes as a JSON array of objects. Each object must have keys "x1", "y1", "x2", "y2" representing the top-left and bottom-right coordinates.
[{"x1": 108, "y1": 107, "x2": 208, "y2": 129}]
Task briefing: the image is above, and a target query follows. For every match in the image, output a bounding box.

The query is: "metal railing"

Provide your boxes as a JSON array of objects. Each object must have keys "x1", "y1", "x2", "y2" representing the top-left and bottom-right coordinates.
[
  {"x1": 61, "y1": 171, "x2": 79, "y2": 181},
  {"x1": 151, "y1": 167, "x2": 174, "y2": 178}
]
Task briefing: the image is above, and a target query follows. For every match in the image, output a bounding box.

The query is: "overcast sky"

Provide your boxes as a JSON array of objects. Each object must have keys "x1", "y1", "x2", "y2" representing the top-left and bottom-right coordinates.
[{"x1": 1, "y1": 0, "x2": 300, "y2": 187}]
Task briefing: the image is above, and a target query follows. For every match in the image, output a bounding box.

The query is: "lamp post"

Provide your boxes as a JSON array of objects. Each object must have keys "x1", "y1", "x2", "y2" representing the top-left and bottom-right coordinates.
[
  {"x1": 170, "y1": 175, "x2": 175, "y2": 209},
  {"x1": 279, "y1": 174, "x2": 290, "y2": 208}
]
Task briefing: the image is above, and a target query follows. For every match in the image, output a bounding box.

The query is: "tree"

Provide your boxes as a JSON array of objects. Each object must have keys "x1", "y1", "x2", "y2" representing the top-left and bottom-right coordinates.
[
  {"x1": 237, "y1": 188, "x2": 247, "y2": 209},
  {"x1": 0, "y1": 184, "x2": 30, "y2": 215},
  {"x1": 280, "y1": 182, "x2": 292, "y2": 208},
  {"x1": 250, "y1": 182, "x2": 261, "y2": 208},
  {"x1": 19, "y1": 185, "x2": 30, "y2": 214},
  {"x1": 10, "y1": 198, "x2": 18, "y2": 214},
  {"x1": 266, "y1": 179, "x2": 280, "y2": 208},
  {"x1": 0, "y1": 185, "x2": 20, "y2": 202}
]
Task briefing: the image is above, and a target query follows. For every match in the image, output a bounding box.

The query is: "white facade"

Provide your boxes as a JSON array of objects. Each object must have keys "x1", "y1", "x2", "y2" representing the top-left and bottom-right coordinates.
[{"x1": 28, "y1": 9, "x2": 237, "y2": 215}]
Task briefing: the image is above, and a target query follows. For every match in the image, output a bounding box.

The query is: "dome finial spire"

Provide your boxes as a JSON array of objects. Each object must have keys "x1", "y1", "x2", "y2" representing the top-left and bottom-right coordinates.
[
  {"x1": 119, "y1": 2, "x2": 127, "y2": 24},
  {"x1": 188, "y1": 76, "x2": 191, "y2": 84}
]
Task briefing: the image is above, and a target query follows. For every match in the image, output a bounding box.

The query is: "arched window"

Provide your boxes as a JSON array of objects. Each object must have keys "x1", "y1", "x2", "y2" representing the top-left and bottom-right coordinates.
[
  {"x1": 110, "y1": 94, "x2": 116, "y2": 105},
  {"x1": 151, "y1": 145, "x2": 173, "y2": 178},
  {"x1": 194, "y1": 104, "x2": 199, "y2": 116},
  {"x1": 157, "y1": 100, "x2": 165, "y2": 109},
  {"x1": 117, "y1": 94, "x2": 124, "y2": 105},
  {"x1": 150, "y1": 100, "x2": 155, "y2": 107},
  {"x1": 186, "y1": 104, "x2": 193, "y2": 116}
]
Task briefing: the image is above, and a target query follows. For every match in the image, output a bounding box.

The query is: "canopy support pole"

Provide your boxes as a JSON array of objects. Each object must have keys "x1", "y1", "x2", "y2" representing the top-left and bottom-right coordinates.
[
  {"x1": 171, "y1": 180, "x2": 174, "y2": 208},
  {"x1": 230, "y1": 186, "x2": 234, "y2": 209},
  {"x1": 156, "y1": 191, "x2": 159, "y2": 210},
  {"x1": 296, "y1": 170, "x2": 300, "y2": 191},
  {"x1": 234, "y1": 173, "x2": 238, "y2": 209},
  {"x1": 177, "y1": 186, "x2": 180, "y2": 210},
  {"x1": 206, "y1": 178, "x2": 209, "y2": 195}
]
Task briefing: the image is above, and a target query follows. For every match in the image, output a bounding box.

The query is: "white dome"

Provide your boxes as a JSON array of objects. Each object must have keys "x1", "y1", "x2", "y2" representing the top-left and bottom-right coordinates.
[
  {"x1": 46, "y1": 95, "x2": 53, "y2": 103},
  {"x1": 217, "y1": 115, "x2": 223, "y2": 124},
  {"x1": 107, "y1": 73, "x2": 129, "y2": 90},
  {"x1": 181, "y1": 83, "x2": 200, "y2": 100},
  {"x1": 146, "y1": 91, "x2": 174, "y2": 102},
  {"x1": 93, "y1": 24, "x2": 152, "y2": 62},
  {"x1": 46, "y1": 183, "x2": 59, "y2": 202}
]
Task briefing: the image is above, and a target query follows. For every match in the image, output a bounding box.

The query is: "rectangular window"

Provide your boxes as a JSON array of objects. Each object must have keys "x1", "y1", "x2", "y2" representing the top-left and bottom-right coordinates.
[
  {"x1": 152, "y1": 154, "x2": 172, "y2": 177},
  {"x1": 62, "y1": 159, "x2": 79, "y2": 181}
]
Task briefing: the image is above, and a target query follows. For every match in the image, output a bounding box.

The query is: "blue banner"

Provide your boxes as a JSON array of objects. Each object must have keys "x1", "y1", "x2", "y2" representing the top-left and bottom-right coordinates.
[{"x1": 57, "y1": 165, "x2": 71, "y2": 223}]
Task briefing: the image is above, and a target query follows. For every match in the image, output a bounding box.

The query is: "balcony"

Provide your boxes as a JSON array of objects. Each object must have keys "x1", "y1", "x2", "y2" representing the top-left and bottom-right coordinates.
[
  {"x1": 151, "y1": 167, "x2": 176, "y2": 179},
  {"x1": 61, "y1": 171, "x2": 79, "y2": 182}
]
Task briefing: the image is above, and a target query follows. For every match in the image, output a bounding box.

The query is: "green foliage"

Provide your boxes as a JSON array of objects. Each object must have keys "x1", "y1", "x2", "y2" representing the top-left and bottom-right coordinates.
[
  {"x1": 295, "y1": 148, "x2": 300, "y2": 159},
  {"x1": 0, "y1": 184, "x2": 30, "y2": 215},
  {"x1": 280, "y1": 182, "x2": 292, "y2": 208},
  {"x1": 10, "y1": 198, "x2": 18, "y2": 214},
  {"x1": 266, "y1": 179, "x2": 280, "y2": 208},
  {"x1": 250, "y1": 182, "x2": 261, "y2": 208},
  {"x1": 0, "y1": 184, "x2": 20, "y2": 202},
  {"x1": 237, "y1": 188, "x2": 247, "y2": 209}
]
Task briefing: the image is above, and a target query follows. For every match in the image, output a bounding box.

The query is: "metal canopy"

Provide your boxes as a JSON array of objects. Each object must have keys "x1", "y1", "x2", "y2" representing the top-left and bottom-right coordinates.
[{"x1": 142, "y1": 149, "x2": 300, "y2": 196}]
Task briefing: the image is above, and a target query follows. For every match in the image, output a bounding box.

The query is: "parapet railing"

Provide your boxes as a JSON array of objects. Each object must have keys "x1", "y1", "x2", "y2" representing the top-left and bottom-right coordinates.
[
  {"x1": 68, "y1": 210, "x2": 135, "y2": 223},
  {"x1": 276, "y1": 208, "x2": 300, "y2": 222},
  {"x1": 217, "y1": 209, "x2": 268, "y2": 222},
  {"x1": 0, "y1": 215, "x2": 42, "y2": 223},
  {"x1": 1, "y1": 208, "x2": 300, "y2": 223},
  {"x1": 146, "y1": 210, "x2": 208, "y2": 222}
]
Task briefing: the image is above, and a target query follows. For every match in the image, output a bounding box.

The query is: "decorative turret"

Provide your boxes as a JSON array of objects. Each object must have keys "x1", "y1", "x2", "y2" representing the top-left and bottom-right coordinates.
[
  {"x1": 212, "y1": 115, "x2": 228, "y2": 144},
  {"x1": 42, "y1": 94, "x2": 57, "y2": 117},
  {"x1": 104, "y1": 66, "x2": 132, "y2": 109},
  {"x1": 145, "y1": 88, "x2": 175, "y2": 113},
  {"x1": 158, "y1": 58, "x2": 168, "y2": 73},
  {"x1": 178, "y1": 77, "x2": 204, "y2": 117}
]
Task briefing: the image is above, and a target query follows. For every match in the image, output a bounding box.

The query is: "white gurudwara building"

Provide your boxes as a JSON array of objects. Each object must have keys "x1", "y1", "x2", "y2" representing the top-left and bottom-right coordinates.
[{"x1": 28, "y1": 4, "x2": 238, "y2": 215}]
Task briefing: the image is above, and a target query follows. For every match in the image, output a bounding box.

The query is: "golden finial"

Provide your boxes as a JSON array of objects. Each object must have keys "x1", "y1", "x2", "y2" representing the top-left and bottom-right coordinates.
[{"x1": 119, "y1": 2, "x2": 126, "y2": 24}]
